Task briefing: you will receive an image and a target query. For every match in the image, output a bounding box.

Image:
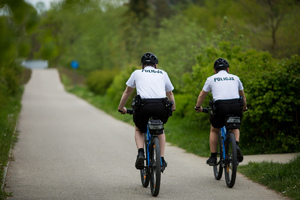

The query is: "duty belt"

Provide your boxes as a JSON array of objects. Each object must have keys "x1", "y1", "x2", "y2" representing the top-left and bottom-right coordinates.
[{"x1": 141, "y1": 98, "x2": 165, "y2": 103}]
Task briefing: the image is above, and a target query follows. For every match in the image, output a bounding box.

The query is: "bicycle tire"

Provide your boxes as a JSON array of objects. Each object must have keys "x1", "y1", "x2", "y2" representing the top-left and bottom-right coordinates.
[
  {"x1": 140, "y1": 133, "x2": 149, "y2": 187},
  {"x1": 213, "y1": 131, "x2": 223, "y2": 180},
  {"x1": 150, "y1": 137, "x2": 161, "y2": 197},
  {"x1": 224, "y1": 132, "x2": 237, "y2": 188}
]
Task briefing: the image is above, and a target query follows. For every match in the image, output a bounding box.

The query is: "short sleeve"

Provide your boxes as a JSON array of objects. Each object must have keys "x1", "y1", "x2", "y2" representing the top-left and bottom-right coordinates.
[
  {"x1": 237, "y1": 77, "x2": 244, "y2": 91},
  {"x1": 126, "y1": 71, "x2": 136, "y2": 88},
  {"x1": 202, "y1": 78, "x2": 211, "y2": 92},
  {"x1": 164, "y1": 73, "x2": 174, "y2": 92}
]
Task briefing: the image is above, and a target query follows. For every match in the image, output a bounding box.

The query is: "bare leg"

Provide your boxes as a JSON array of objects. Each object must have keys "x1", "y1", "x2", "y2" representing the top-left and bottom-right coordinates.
[
  {"x1": 231, "y1": 129, "x2": 240, "y2": 142},
  {"x1": 210, "y1": 126, "x2": 220, "y2": 153},
  {"x1": 157, "y1": 133, "x2": 166, "y2": 157},
  {"x1": 135, "y1": 126, "x2": 144, "y2": 149},
  {"x1": 135, "y1": 126, "x2": 166, "y2": 157}
]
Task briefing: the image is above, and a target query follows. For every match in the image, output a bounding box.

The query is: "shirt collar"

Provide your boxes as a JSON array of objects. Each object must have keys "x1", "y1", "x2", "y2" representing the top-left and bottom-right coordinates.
[
  {"x1": 144, "y1": 66, "x2": 156, "y2": 69},
  {"x1": 217, "y1": 70, "x2": 228, "y2": 74}
]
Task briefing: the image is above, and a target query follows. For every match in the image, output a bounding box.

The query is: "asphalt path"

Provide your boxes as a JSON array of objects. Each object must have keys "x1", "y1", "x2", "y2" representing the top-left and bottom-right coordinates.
[{"x1": 5, "y1": 69, "x2": 293, "y2": 199}]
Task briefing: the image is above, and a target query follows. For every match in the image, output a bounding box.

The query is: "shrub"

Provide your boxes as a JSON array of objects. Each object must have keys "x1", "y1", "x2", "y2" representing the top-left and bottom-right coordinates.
[
  {"x1": 86, "y1": 69, "x2": 118, "y2": 95},
  {"x1": 107, "y1": 65, "x2": 139, "y2": 107},
  {"x1": 242, "y1": 55, "x2": 300, "y2": 153}
]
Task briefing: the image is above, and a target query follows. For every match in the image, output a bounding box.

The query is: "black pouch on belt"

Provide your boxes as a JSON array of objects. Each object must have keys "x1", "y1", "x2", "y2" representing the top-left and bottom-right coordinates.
[{"x1": 132, "y1": 95, "x2": 142, "y2": 110}]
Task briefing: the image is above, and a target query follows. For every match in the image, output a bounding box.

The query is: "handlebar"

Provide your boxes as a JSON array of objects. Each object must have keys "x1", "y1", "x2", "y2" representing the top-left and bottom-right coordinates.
[
  {"x1": 118, "y1": 109, "x2": 133, "y2": 115},
  {"x1": 199, "y1": 106, "x2": 247, "y2": 113},
  {"x1": 202, "y1": 107, "x2": 211, "y2": 113},
  {"x1": 127, "y1": 109, "x2": 133, "y2": 115}
]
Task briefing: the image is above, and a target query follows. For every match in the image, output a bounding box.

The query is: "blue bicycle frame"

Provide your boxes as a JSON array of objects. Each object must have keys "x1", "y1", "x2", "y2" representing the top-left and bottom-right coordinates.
[
  {"x1": 145, "y1": 125, "x2": 162, "y2": 167},
  {"x1": 220, "y1": 126, "x2": 227, "y2": 161}
]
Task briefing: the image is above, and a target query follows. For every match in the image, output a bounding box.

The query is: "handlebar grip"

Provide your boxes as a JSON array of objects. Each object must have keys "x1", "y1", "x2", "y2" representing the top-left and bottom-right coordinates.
[
  {"x1": 202, "y1": 108, "x2": 209, "y2": 113},
  {"x1": 127, "y1": 109, "x2": 134, "y2": 115},
  {"x1": 202, "y1": 106, "x2": 211, "y2": 113}
]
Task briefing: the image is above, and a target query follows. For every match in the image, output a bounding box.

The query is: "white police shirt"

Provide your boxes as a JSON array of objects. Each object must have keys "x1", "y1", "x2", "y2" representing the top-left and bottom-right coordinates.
[
  {"x1": 203, "y1": 70, "x2": 244, "y2": 101},
  {"x1": 126, "y1": 66, "x2": 174, "y2": 99}
]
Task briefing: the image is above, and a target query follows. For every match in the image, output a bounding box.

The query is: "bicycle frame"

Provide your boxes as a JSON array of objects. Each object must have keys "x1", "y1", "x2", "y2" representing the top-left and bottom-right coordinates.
[
  {"x1": 145, "y1": 126, "x2": 152, "y2": 167},
  {"x1": 145, "y1": 125, "x2": 162, "y2": 168},
  {"x1": 220, "y1": 126, "x2": 226, "y2": 161}
]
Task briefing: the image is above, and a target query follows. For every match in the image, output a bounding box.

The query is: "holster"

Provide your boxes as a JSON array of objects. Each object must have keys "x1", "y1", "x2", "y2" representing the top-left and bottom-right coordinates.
[
  {"x1": 132, "y1": 95, "x2": 142, "y2": 112},
  {"x1": 209, "y1": 100, "x2": 216, "y2": 114},
  {"x1": 164, "y1": 98, "x2": 174, "y2": 116}
]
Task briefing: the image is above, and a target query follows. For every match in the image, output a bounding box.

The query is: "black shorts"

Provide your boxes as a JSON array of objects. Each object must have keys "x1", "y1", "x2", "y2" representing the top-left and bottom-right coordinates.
[
  {"x1": 210, "y1": 99, "x2": 243, "y2": 129},
  {"x1": 133, "y1": 101, "x2": 169, "y2": 133}
]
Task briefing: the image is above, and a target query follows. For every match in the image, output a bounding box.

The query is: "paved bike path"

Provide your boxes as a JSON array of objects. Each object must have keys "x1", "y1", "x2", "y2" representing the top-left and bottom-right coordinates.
[{"x1": 5, "y1": 69, "x2": 293, "y2": 199}]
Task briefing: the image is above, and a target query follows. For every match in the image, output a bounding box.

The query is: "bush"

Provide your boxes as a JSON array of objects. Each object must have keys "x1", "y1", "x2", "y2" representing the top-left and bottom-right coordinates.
[
  {"x1": 86, "y1": 69, "x2": 118, "y2": 95},
  {"x1": 242, "y1": 55, "x2": 300, "y2": 153},
  {"x1": 107, "y1": 65, "x2": 139, "y2": 107},
  {"x1": 0, "y1": 64, "x2": 22, "y2": 111}
]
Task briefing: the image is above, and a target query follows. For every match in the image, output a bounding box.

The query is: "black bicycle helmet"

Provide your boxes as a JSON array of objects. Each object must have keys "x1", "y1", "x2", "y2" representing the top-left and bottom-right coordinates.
[
  {"x1": 141, "y1": 52, "x2": 158, "y2": 65},
  {"x1": 214, "y1": 58, "x2": 229, "y2": 70}
]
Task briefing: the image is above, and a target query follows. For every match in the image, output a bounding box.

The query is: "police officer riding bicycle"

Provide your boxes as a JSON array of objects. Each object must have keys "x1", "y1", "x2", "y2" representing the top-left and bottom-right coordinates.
[
  {"x1": 118, "y1": 52, "x2": 176, "y2": 170},
  {"x1": 195, "y1": 58, "x2": 247, "y2": 166}
]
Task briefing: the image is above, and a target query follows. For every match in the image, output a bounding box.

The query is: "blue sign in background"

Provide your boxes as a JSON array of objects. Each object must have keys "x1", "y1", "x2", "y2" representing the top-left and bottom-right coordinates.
[{"x1": 71, "y1": 60, "x2": 79, "y2": 69}]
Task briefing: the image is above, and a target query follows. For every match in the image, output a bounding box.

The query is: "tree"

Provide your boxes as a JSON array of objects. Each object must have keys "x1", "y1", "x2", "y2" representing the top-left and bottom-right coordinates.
[{"x1": 239, "y1": 0, "x2": 296, "y2": 55}]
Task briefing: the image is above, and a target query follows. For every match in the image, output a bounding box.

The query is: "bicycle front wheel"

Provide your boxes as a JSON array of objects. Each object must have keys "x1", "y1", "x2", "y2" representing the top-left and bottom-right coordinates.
[
  {"x1": 213, "y1": 131, "x2": 223, "y2": 180},
  {"x1": 140, "y1": 133, "x2": 149, "y2": 187},
  {"x1": 224, "y1": 132, "x2": 237, "y2": 188},
  {"x1": 150, "y1": 137, "x2": 161, "y2": 197}
]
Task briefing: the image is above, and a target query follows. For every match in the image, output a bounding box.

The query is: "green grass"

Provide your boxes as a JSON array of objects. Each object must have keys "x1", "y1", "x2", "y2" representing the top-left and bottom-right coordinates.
[
  {"x1": 0, "y1": 89, "x2": 22, "y2": 199},
  {"x1": 0, "y1": 67, "x2": 30, "y2": 198},
  {"x1": 238, "y1": 156, "x2": 300, "y2": 200},
  {"x1": 164, "y1": 117, "x2": 210, "y2": 157}
]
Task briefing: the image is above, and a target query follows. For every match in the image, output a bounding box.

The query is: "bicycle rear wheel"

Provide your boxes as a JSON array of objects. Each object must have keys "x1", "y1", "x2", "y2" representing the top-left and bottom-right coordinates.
[
  {"x1": 213, "y1": 131, "x2": 223, "y2": 180},
  {"x1": 150, "y1": 137, "x2": 161, "y2": 197},
  {"x1": 224, "y1": 132, "x2": 237, "y2": 188},
  {"x1": 140, "y1": 133, "x2": 149, "y2": 187}
]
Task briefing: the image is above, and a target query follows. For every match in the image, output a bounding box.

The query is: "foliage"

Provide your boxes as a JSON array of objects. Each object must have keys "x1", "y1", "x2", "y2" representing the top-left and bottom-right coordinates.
[
  {"x1": 106, "y1": 65, "x2": 139, "y2": 107},
  {"x1": 34, "y1": 0, "x2": 126, "y2": 73},
  {"x1": 243, "y1": 55, "x2": 300, "y2": 153},
  {"x1": 86, "y1": 69, "x2": 118, "y2": 95},
  {"x1": 154, "y1": 14, "x2": 207, "y2": 92},
  {"x1": 0, "y1": 1, "x2": 39, "y2": 196},
  {"x1": 238, "y1": 0, "x2": 298, "y2": 57},
  {"x1": 239, "y1": 156, "x2": 300, "y2": 200},
  {"x1": 183, "y1": 0, "x2": 300, "y2": 58}
]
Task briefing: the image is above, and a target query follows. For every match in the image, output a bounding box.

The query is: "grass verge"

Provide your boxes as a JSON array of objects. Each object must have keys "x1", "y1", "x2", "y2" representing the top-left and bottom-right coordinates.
[
  {"x1": 0, "y1": 68, "x2": 30, "y2": 199},
  {"x1": 238, "y1": 156, "x2": 300, "y2": 200}
]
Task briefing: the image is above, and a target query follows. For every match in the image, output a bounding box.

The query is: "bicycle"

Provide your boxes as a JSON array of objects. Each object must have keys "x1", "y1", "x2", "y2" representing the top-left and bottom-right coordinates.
[
  {"x1": 126, "y1": 109, "x2": 163, "y2": 197},
  {"x1": 202, "y1": 106, "x2": 241, "y2": 188}
]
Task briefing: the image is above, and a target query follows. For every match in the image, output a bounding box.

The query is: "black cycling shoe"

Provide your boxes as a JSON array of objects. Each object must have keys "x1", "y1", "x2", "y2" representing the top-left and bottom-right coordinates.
[
  {"x1": 161, "y1": 159, "x2": 167, "y2": 173},
  {"x1": 135, "y1": 152, "x2": 145, "y2": 170},
  {"x1": 237, "y1": 145, "x2": 244, "y2": 163},
  {"x1": 206, "y1": 156, "x2": 217, "y2": 166}
]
